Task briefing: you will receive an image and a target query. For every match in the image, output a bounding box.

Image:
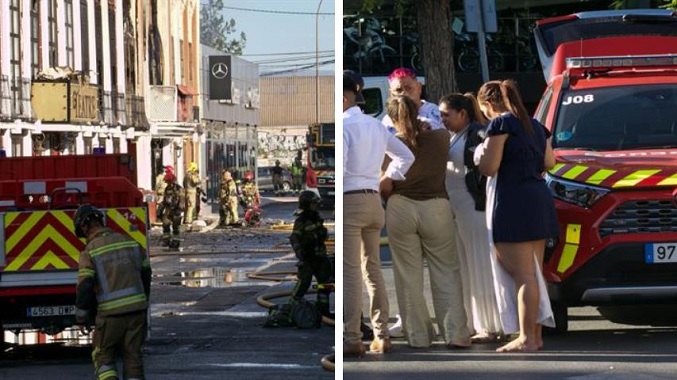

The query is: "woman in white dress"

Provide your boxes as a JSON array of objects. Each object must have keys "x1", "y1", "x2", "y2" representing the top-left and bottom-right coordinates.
[{"x1": 440, "y1": 93, "x2": 503, "y2": 342}]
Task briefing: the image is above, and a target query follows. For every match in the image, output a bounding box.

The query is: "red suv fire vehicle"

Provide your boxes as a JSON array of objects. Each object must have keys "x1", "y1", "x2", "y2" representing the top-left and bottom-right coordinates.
[
  {"x1": 0, "y1": 154, "x2": 149, "y2": 349},
  {"x1": 533, "y1": 9, "x2": 677, "y2": 332}
]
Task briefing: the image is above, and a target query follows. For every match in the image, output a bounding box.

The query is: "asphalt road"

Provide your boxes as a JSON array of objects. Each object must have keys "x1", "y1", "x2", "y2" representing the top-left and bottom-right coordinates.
[
  {"x1": 343, "y1": 261, "x2": 677, "y2": 379},
  {"x1": 0, "y1": 198, "x2": 335, "y2": 379}
]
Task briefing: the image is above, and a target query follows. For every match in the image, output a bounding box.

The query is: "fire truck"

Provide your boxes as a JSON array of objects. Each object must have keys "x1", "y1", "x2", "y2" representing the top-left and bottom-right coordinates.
[
  {"x1": 0, "y1": 153, "x2": 149, "y2": 347},
  {"x1": 533, "y1": 10, "x2": 677, "y2": 332},
  {"x1": 305, "y1": 123, "x2": 335, "y2": 209}
]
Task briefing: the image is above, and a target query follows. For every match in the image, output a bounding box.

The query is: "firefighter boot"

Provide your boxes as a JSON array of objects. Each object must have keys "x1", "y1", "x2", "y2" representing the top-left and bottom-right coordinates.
[
  {"x1": 169, "y1": 237, "x2": 181, "y2": 250},
  {"x1": 161, "y1": 233, "x2": 170, "y2": 247}
]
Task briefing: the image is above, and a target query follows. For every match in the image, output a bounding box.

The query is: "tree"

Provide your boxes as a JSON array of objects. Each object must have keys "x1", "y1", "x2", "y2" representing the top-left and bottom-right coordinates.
[
  {"x1": 362, "y1": 0, "x2": 457, "y2": 104},
  {"x1": 200, "y1": 0, "x2": 247, "y2": 54},
  {"x1": 610, "y1": 0, "x2": 677, "y2": 9}
]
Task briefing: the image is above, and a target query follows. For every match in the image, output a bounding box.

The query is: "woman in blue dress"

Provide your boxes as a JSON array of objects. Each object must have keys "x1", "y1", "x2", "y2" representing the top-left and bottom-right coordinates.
[{"x1": 476, "y1": 80, "x2": 559, "y2": 352}]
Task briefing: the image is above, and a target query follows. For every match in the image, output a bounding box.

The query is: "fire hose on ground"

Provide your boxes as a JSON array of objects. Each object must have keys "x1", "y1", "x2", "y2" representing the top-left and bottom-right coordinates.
[{"x1": 247, "y1": 270, "x2": 335, "y2": 372}]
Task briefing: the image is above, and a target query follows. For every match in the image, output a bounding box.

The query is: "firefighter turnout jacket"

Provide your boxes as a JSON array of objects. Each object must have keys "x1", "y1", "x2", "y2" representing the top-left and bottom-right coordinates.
[
  {"x1": 289, "y1": 210, "x2": 328, "y2": 261},
  {"x1": 76, "y1": 228, "x2": 151, "y2": 320},
  {"x1": 219, "y1": 178, "x2": 237, "y2": 202},
  {"x1": 241, "y1": 182, "x2": 260, "y2": 207}
]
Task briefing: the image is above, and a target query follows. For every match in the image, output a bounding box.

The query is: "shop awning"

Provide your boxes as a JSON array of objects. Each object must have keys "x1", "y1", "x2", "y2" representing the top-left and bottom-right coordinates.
[
  {"x1": 177, "y1": 84, "x2": 198, "y2": 96},
  {"x1": 150, "y1": 121, "x2": 199, "y2": 138}
]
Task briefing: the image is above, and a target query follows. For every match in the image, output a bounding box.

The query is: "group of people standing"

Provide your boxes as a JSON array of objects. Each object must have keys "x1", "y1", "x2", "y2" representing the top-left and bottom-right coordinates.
[
  {"x1": 154, "y1": 164, "x2": 261, "y2": 247},
  {"x1": 272, "y1": 156, "x2": 306, "y2": 195},
  {"x1": 343, "y1": 67, "x2": 559, "y2": 356}
]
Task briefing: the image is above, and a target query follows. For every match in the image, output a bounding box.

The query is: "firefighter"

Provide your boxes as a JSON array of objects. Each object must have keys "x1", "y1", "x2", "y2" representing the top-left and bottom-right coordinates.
[
  {"x1": 240, "y1": 170, "x2": 260, "y2": 209},
  {"x1": 183, "y1": 162, "x2": 202, "y2": 224},
  {"x1": 73, "y1": 204, "x2": 151, "y2": 380},
  {"x1": 155, "y1": 165, "x2": 173, "y2": 219},
  {"x1": 161, "y1": 172, "x2": 185, "y2": 249},
  {"x1": 272, "y1": 160, "x2": 284, "y2": 195},
  {"x1": 218, "y1": 170, "x2": 239, "y2": 227},
  {"x1": 290, "y1": 157, "x2": 304, "y2": 194},
  {"x1": 289, "y1": 191, "x2": 332, "y2": 316}
]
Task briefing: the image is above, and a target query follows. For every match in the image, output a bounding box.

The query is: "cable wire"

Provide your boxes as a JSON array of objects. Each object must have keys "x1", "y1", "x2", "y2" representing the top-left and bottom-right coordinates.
[{"x1": 223, "y1": 5, "x2": 334, "y2": 16}]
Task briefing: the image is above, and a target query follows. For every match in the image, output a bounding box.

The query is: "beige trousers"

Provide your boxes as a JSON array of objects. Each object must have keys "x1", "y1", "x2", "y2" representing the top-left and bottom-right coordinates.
[
  {"x1": 343, "y1": 192, "x2": 389, "y2": 343},
  {"x1": 386, "y1": 194, "x2": 469, "y2": 347}
]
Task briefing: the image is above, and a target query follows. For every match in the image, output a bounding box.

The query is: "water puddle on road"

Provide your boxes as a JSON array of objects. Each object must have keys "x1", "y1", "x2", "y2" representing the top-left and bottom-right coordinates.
[{"x1": 158, "y1": 267, "x2": 273, "y2": 288}]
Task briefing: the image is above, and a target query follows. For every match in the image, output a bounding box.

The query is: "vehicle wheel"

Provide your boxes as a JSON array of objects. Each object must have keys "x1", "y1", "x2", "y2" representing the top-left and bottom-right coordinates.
[
  {"x1": 282, "y1": 182, "x2": 291, "y2": 192},
  {"x1": 544, "y1": 301, "x2": 568, "y2": 335}
]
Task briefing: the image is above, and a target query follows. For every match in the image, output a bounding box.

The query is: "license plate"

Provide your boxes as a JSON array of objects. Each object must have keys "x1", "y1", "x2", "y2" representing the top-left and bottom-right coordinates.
[
  {"x1": 645, "y1": 243, "x2": 677, "y2": 264},
  {"x1": 27, "y1": 305, "x2": 76, "y2": 317}
]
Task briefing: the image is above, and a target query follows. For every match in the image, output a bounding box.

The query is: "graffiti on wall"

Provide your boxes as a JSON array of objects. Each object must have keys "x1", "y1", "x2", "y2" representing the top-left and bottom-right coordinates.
[{"x1": 257, "y1": 131, "x2": 307, "y2": 164}]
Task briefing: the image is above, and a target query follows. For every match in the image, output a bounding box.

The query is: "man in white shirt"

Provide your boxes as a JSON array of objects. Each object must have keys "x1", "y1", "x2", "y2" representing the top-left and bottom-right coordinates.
[
  {"x1": 381, "y1": 67, "x2": 443, "y2": 133},
  {"x1": 343, "y1": 70, "x2": 415, "y2": 356}
]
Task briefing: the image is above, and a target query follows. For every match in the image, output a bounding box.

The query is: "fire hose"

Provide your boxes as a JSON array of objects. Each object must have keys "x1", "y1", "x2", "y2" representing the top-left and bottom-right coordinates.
[{"x1": 248, "y1": 270, "x2": 335, "y2": 372}]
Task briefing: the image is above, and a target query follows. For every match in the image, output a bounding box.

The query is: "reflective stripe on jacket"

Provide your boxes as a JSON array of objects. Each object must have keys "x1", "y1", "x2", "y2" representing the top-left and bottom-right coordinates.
[{"x1": 77, "y1": 228, "x2": 150, "y2": 317}]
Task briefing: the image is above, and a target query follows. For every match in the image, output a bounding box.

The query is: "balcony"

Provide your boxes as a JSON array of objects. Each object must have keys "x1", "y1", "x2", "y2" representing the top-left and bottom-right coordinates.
[
  {"x1": 146, "y1": 85, "x2": 178, "y2": 122},
  {"x1": 126, "y1": 95, "x2": 150, "y2": 130},
  {"x1": 0, "y1": 75, "x2": 33, "y2": 121}
]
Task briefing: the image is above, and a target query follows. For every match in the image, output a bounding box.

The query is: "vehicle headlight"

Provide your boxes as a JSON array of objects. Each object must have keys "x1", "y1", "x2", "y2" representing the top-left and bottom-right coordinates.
[{"x1": 545, "y1": 173, "x2": 609, "y2": 208}]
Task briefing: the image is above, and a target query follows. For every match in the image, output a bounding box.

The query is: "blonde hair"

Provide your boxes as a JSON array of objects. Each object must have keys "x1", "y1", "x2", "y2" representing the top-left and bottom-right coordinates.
[
  {"x1": 477, "y1": 79, "x2": 532, "y2": 133},
  {"x1": 386, "y1": 95, "x2": 419, "y2": 147}
]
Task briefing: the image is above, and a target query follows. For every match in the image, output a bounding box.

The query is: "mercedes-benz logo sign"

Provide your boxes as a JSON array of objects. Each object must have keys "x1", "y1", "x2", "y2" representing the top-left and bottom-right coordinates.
[{"x1": 211, "y1": 62, "x2": 228, "y2": 79}]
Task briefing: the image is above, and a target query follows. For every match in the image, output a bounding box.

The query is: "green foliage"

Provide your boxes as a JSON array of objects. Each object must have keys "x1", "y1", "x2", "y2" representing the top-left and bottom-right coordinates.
[
  {"x1": 362, "y1": 0, "x2": 407, "y2": 15},
  {"x1": 660, "y1": 0, "x2": 677, "y2": 9},
  {"x1": 200, "y1": 0, "x2": 247, "y2": 54},
  {"x1": 610, "y1": 0, "x2": 677, "y2": 9}
]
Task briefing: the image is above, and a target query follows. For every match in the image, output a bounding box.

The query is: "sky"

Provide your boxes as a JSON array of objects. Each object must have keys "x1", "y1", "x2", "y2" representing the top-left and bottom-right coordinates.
[{"x1": 220, "y1": 0, "x2": 336, "y2": 76}]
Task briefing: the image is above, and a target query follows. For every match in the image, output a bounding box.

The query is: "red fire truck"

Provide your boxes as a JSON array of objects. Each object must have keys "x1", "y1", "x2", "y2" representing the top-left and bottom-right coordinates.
[
  {"x1": 533, "y1": 10, "x2": 677, "y2": 332},
  {"x1": 306, "y1": 123, "x2": 335, "y2": 209},
  {"x1": 0, "y1": 154, "x2": 149, "y2": 347}
]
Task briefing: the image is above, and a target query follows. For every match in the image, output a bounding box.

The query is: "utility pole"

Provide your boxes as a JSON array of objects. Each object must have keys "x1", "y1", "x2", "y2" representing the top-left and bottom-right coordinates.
[{"x1": 315, "y1": 0, "x2": 323, "y2": 123}]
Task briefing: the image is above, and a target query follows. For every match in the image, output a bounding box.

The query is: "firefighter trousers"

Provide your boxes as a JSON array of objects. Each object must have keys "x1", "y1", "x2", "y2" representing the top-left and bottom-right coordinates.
[
  {"x1": 291, "y1": 256, "x2": 332, "y2": 300},
  {"x1": 227, "y1": 196, "x2": 239, "y2": 223},
  {"x1": 162, "y1": 212, "x2": 182, "y2": 247},
  {"x1": 184, "y1": 189, "x2": 197, "y2": 223},
  {"x1": 92, "y1": 310, "x2": 147, "y2": 380}
]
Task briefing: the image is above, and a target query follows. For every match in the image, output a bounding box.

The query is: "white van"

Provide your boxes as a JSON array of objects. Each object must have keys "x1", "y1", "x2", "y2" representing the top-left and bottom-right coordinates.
[
  {"x1": 361, "y1": 76, "x2": 390, "y2": 120},
  {"x1": 360, "y1": 76, "x2": 427, "y2": 120}
]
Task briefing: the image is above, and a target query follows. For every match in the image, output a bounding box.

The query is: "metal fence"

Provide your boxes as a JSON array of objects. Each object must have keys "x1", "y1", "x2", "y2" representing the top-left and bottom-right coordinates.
[{"x1": 343, "y1": 15, "x2": 541, "y2": 76}]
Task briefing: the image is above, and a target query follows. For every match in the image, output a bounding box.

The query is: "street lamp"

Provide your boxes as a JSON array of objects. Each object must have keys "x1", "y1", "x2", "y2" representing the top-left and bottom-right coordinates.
[{"x1": 315, "y1": 0, "x2": 323, "y2": 124}]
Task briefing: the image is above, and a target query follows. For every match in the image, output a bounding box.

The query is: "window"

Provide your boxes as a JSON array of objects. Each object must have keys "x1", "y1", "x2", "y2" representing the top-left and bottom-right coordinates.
[
  {"x1": 31, "y1": 1, "x2": 41, "y2": 78},
  {"x1": 10, "y1": 0, "x2": 21, "y2": 115},
  {"x1": 360, "y1": 88, "x2": 383, "y2": 118},
  {"x1": 84, "y1": 137, "x2": 93, "y2": 154},
  {"x1": 65, "y1": 0, "x2": 74, "y2": 68},
  {"x1": 534, "y1": 86, "x2": 554, "y2": 125},
  {"x1": 80, "y1": 0, "x2": 90, "y2": 77},
  {"x1": 180, "y1": 39, "x2": 185, "y2": 84},
  {"x1": 188, "y1": 42, "x2": 193, "y2": 81},
  {"x1": 11, "y1": 135, "x2": 23, "y2": 157},
  {"x1": 48, "y1": 0, "x2": 58, "y2": 67},
  {"x1": 554, "y1": 84, "x2": 677, "y2": 151}
]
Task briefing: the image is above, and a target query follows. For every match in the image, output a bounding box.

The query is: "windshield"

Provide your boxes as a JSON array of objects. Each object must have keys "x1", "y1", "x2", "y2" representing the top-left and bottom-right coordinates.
[
  {"x1": 309, "y1": 146, "x2": 335, "y2": 170},
  {"x1": 553, "y1": 84, "x2": 677, "y2": 151}
]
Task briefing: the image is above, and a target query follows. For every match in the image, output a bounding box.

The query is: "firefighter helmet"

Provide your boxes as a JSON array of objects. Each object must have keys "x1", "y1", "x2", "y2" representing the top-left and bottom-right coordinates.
[
  {"x1": 164, "y1": 172, "x2": 177, "y2": 183},
  {"x1": 74, "y1": 204, "x2": 105, "y2": 238},
  {"x1": 275, "y1": 160, "x2": 280, "y2": 165},
  {"x1": 164, "y1": 165, "x2": 175, "y2": 174},
  {"x1": 298, "y1": 191, "x2": 321, "y2": 211},
  {"x1": 244, "y1": 171, "x2": 254, "y2": 182},
  {"x1": 188, "y1": 162, "x2": 198, "y2": 172}
]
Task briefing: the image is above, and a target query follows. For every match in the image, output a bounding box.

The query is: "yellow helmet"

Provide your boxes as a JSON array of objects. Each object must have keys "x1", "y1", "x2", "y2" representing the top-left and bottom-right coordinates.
[{"x1": 188, "y1": 162, "x2": 198, "y2": 172}]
